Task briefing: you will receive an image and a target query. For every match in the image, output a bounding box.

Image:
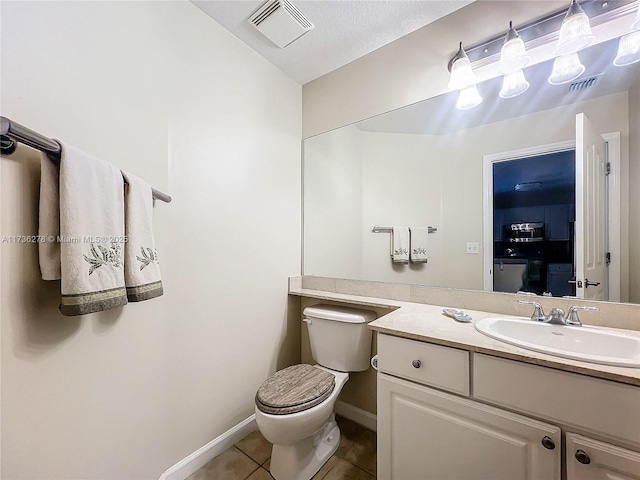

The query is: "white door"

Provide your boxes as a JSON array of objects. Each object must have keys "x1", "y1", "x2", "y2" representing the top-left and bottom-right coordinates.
[
  {"x1": 566, "y1": 433, "x2": 640, "y2": 480},
  {"x1": 575, "y1": 113, "x2": 607, "y2": 300},
  {"x1": 377, "y1": 373, "x2": 561, "y2": 480}
]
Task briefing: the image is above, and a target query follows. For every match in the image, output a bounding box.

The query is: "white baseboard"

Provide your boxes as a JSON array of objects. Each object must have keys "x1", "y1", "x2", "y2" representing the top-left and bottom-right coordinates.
[
  {"x1": 335, "y1": 401, "x2": 377, "y2": 432},
  {"x1": 159, "y1": 415, "x2": 257, "y2": 480}
]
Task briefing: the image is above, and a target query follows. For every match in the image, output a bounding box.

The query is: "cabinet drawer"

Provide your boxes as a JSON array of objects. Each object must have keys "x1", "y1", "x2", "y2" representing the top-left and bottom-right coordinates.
[
  {"x1": 566, "y1": 433, "x2": 640, "y2": 479},
  {"x1": 378, "y1": 334, "x2": 469, "y2": 396},
  {"x1": 474, "y1": 354, "x2": 640, "y2": 448}
]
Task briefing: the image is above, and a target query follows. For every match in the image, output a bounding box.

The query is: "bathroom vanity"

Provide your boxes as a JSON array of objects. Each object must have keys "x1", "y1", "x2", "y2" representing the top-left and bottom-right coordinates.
[
  {"x1": 289, "y1": 278, "x2": 640, "y2": 480},
  {"x1": 372, "y1": 310, "x2": 640, "y2": 480}
]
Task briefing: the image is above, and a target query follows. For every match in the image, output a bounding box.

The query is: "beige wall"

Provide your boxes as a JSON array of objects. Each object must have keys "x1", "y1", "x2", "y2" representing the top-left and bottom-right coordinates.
[
  {"x1": 0, "y1": 2, "x2": 301, "y2": 478},
  {"x1": 630, "y1": 79, "x2": 640, "y2": 303},
  {"x1": 304, "y1": 125, "x2": 363, "y2": 278}
]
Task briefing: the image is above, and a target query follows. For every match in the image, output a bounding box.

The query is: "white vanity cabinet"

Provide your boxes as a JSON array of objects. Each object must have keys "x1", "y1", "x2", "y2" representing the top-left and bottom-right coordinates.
[
  {"x1": 566, "y1": 433, "x2": 640, "y2": 480},
  {"x1": 378, "y1": 374, "x2": 561, "y2": 480},
  {"x1": 377, "y1": 333, "x2": 640, "y2": 480},
  {"x1": 377, "y1": 334, "x2": 560, "y2": 480}
]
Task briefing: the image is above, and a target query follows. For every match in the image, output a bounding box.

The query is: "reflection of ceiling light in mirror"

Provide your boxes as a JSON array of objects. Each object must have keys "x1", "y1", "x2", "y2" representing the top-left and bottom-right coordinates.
[
  {"x1": 548, "y1": 52, "x2": 586, "y2": 85},
  {"x1": 498, "y1": 21, "x2": 530, "y2": 74},
  {"x1": 500, "y1": 70, "x2": 530, "y2": 98},
  {"x1": 614, "y1": 30, "x2": 640, "y2": 66},
  {"x1": 555, "y1": 0, "x2": 596, "y2": 55},
  {"x1": 514, "y1": 182, "x2": 544, "y2": 192},
  {"x1": 456, "y1": 85, "x2": 483, "y2": 110},
  {"x1": 448, "y1": 43, "x2": 477, "y2": 91}
]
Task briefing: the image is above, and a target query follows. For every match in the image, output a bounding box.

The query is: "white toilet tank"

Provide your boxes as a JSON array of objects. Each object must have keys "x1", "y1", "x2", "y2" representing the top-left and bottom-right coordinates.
[{"x1": 303, "y1": 304, "x2": 377, "y2": 372}]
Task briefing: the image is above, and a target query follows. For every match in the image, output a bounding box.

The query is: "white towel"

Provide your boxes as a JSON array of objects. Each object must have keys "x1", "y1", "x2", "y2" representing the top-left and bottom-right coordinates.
[
  {"x1": 410, "y1": 227, "x2": 429, "y2": 263},
  {"x1": 392, "y1": 227, "x2": 409, "y2": 263},
  {"x1": 39, "y1": 143, "x2": 128, "y2": 316},
  {"x1": 121, "y1": 171, "x2": 163, "y2": 302},
  {"x1": 39, "y1": 153, "x2": 61, "y2": 280}
]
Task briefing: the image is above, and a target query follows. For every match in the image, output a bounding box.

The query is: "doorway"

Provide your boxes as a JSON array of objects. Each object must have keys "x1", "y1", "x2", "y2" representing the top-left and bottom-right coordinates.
[
  {"x1": 483, "y1": 132, "x2": 622, "y2": 301},
  {"x1": 491, "y1": 149, "x2": 576, "y2": 296}
]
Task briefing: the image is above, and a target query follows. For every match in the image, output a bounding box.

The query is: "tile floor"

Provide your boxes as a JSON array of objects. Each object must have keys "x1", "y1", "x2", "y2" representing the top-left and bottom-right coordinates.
[{"x1": 186, "y1": 415, "x2": 376, "y2": 480}]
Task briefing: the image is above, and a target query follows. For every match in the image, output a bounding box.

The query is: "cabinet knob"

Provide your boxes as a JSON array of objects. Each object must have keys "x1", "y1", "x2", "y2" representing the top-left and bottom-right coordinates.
[
  {"x1": 412, "y1": 359, "x2": 421, "y2": 368},
  {"x1": 575, "y1": 450, "x2": 591, "y2": 465},
  {"x1": 541, "y1": 436, "x2": 555, "y2": 450}
]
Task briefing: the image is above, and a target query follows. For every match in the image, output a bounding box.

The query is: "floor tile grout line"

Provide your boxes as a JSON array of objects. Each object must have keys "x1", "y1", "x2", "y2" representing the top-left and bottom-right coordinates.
[{"x1": 232, "y1": 446, "x2": 263, "y2": 479}]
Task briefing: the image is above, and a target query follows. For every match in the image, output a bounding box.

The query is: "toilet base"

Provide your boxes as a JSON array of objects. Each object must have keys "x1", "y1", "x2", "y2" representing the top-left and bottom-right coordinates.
[{"x1": 269, "y1": 414, "x2": 340, "y2": 480}]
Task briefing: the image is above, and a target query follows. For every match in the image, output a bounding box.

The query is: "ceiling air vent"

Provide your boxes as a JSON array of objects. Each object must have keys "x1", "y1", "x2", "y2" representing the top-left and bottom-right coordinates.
[
  {"x1": 567, "y1": 76, "x2": 599, "y2": 93},
  {"x1": 248, "y1": 0, "x2": 314, "y2": 48}
]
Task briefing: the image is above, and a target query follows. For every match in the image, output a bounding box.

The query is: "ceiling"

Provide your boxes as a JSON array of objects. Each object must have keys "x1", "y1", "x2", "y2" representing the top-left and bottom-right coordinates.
[{"x1": 191, "y1": 0, "x2": 473, "y2": 85}]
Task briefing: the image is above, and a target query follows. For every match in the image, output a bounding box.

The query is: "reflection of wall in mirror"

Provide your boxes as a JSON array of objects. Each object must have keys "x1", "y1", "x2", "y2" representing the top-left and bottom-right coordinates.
[
  {"x1": 305, "y1": 91, "x2": 636, "y2": 300},
  {"x1": 629, "y1": 79, "x2": 640, "y2": 303}
]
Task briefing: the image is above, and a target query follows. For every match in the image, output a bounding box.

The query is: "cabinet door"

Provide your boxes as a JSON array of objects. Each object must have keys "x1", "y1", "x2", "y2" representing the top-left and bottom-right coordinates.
[
  {"x1": 566, "y1": 433, "x2": 640, "y2": 480},
  {"x1": 545, "y1": 204, "x2": 572, "y2": 240},
  {"x1": 378, "y1": 373, "x2": 561, "y2": 480}
]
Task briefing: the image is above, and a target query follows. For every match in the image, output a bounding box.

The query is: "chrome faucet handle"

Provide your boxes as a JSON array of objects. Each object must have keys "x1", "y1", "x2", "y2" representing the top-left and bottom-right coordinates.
[
  {"x1": 547, "y1": 308, "x2": 565, "y2": 325},
  {"x1": 517, "y1": 300, "x2": 546, "y2": 322},
  {"x1": 565, "y1": 305, "x2": 598, "y2": 326}
]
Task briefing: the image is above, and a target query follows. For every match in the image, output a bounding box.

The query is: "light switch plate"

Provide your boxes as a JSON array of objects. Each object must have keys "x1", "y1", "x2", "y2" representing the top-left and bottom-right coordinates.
[{"x1": 466, "y1": 242, "x2": 480, "y2": 254}]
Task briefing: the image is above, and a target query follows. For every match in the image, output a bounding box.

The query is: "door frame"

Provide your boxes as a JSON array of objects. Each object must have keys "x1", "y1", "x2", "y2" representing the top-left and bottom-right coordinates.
[{"x1": 482, "y1": 135, "x2": 621, "y2": 301}]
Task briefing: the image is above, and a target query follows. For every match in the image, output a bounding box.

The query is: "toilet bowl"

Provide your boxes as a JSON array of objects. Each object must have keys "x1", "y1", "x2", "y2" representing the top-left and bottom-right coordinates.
[
  {"x1": 255, "y1": 367, "x2": 349, "y2": 480},
  {"x1": 254, "y1": 304, "x2": 376, "y2": 480}
]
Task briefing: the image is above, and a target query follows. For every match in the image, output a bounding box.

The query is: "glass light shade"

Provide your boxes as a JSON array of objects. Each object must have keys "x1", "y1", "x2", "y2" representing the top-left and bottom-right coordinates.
[
  {"x1": 499, "y1": 37, "x2": 530, "y2": 74},
  {"x1": 500, "y1": 70, "x2": 530, "y2": 98},
  {"x1": 456, "y1": 85, "x2": 483, "y2": 110},
  {"x1": 448, "y1": 56, "x2": 477, "y2": 91},
  {"x1": 633, "y1": 1, "x2": 640, "y2": 31},
  {"x1": 554, "y1": 2, "x2": 595, "y2": 55},
  {"x1": 498, "y1": 23, "x2": 530, "y2": 74},
  {"x1": 548, "y1": 52, "x2": 585, "y2": 85},
  {"x1": 614, "y1": 30, "x2": 640, "y2": 66}
]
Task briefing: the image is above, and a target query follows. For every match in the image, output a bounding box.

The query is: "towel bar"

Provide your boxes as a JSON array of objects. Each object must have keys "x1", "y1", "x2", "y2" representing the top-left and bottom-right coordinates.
[
  {"x1": 0, "y1": 116, "x2": 172, "y2": 203},
  {"x1": 372, "y1": 225, "x2": 437, "y2": 234}
]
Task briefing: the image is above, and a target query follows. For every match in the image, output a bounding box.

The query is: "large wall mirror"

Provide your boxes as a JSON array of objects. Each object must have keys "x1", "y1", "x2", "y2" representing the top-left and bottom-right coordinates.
[{"x1": 303, "y1": 34, "x2": 640, "y2": 305}]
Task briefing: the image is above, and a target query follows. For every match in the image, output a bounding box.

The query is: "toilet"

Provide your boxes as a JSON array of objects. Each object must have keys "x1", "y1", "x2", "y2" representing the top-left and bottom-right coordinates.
[{"x1": 254, "y1": 304, "x2": 376, "y2": 480}]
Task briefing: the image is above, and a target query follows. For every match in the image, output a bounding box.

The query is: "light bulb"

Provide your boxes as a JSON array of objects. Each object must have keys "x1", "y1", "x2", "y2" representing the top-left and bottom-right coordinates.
[
  {"x1": 498, "y1": 22, "x2": 530, "y2": 74},
  {"x1": 500, "y1": 70, "x2": 530, "y2": 98},
  {"x1": 456, "y1": 85, "x2": 483, "y2": 110},
  {"x1": 614, "y1": 30, "x2": 640, "y2": 66},
  {"x1": 548, "y1": 52, "x2": 585, "y2": 85},
  {"x1": 555, "y1": 0, "x2": 595, "y2": 55}
]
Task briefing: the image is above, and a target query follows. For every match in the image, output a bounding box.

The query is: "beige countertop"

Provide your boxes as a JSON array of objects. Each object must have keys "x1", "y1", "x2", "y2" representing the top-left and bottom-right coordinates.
[{"x1": 290, "y1": 286, "x2": 640, "y2": 387}]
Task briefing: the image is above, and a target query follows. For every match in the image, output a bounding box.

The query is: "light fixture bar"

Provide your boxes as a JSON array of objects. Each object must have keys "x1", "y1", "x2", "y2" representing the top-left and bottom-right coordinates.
[{"x1": 463, "y1": 0, "x2": 637, "y2": 66}]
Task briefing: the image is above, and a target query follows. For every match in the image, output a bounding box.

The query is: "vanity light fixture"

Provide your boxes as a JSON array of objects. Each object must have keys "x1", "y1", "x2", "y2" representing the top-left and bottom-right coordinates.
[
  {"x1": 498, "y1": 21, "x2": 530, "y2": 74},
  {"x1": 448, "y1": 42, "x2": 477, "y2": 91},
  {"x1": 498, "y1": 22, "x2": 531, "y2": 99},
  {"x1": 613, "y1": 1, "x2": 640, "y2": 66},
  {"x1": 548, "y1": 52, "x2": 586, "y2": 85},
  {"x1": 448, "y1": 42, "x2": 483, "y2": 110},
  {"x1": 555, "y1": 0, "x2": 596, "y2": 56}
]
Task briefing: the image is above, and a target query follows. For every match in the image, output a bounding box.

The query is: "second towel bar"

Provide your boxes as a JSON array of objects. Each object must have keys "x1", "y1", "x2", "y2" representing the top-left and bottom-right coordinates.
[{"x1": 372, "y1": 225, "x2": 437, "y2": 234}]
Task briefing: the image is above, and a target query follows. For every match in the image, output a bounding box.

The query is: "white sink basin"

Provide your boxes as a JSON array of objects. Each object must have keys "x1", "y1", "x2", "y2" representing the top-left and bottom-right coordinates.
[{"x1": 475, "y1": 317, "x2": 640, "y2": 368}]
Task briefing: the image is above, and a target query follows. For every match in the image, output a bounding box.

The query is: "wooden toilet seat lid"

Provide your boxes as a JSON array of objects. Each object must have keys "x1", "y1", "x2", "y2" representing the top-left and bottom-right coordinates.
[{"x1": 255, "y1": 364, "x2": 335, "y2": 415}]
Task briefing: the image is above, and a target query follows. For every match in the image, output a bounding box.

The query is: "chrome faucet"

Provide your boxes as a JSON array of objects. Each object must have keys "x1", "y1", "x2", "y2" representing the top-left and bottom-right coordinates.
[
  {"x1": 517, "y1": 300, "x2": 598, "y2": 326},
  {"x1": 517, "y1": 300, "x2": 546, "y2": 322},
  {"x1": 563, "y1": 305, "x2": 599, "y2": 326}
]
